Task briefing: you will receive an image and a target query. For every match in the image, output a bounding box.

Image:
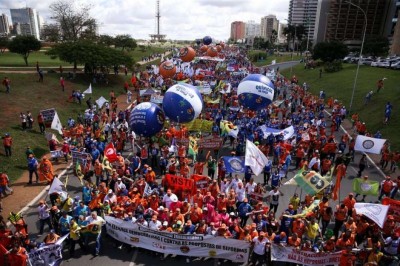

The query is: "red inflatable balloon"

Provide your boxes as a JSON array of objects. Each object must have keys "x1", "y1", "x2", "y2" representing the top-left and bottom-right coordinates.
[
  {"x1": 216, "y1": 45, "x2": 222, "y2": 52},
  {"x1": 207, "y1": 46, "x2": 218, "y2": 57},
  {"x1": 159, "y1": 61, "x2": 176, "y2": 79},
  {"x1": 179, "y1": 47, "x2": 196, "y2": 62},
  {"x1": 200, "y1": 45, "x2": 208, "y2": 53}
]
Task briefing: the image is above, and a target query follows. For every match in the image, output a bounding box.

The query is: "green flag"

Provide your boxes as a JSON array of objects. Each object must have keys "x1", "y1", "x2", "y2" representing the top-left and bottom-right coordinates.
[{"x1": 352, "y1": 178, "x2": 379, "y2": 196}]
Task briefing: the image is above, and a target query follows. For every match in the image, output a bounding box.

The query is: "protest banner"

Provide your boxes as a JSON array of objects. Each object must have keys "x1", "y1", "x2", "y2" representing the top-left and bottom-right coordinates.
[
  {"x1": 355, "y1": 135, "x2": 387, "y2": 155},
  {"x1": 283, "y1": 200, "x2": 320, "y2": 219},
  {"x1": 198, "y1": 136, "x2": 223, "y2": 150},
  {"x1": 191, "y1": 174, "x2": 210, "y2": 194},
  {"x1": 258, "y1": 125, "x2": 295, "y2": 140},
  {"x1": 271, "y1": 244, "x2": 341, "y2": 266},
  {"x1": 28, "y1": 234, "x2": 68, "y2": 266},
  {"x1": 165, "y1": 174, "x2": 194, "y2": 200},
  {"x1": 183, "y1": 119, "x2": 213, "y2": 133},
  {"x1": 71, "y1": 150, "x2": 91, "y2": 172},
  {"x1": 40, "y1": 108, "x2": 56, "y2": 128},
  {"x1": 381, "y1": 198, "x2": 400, "y2": 222},
  {"x1": 222, "y1": 156, "x2": 245, "y2": 173},
  {"x1": 150, "y1": 94, "x2": 164, "y2": 104},
  {"x1": 105, "y1": 216, "x2": 250, "y2": 263},
  {"x1": 354, "y1": 203, "x2": 389, "y2": 228}
]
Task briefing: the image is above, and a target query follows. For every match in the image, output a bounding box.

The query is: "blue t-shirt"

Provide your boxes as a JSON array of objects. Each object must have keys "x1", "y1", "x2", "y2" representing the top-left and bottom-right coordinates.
[
  {"x1": 271, "y1": 174, "x2": 281, "y2": 187},
  {"x1": 59, "y1": 215, "x2": 72, "y2": 232},
  {"x1": 237, "y1": 203, "x2": 252, "y2": 217}
]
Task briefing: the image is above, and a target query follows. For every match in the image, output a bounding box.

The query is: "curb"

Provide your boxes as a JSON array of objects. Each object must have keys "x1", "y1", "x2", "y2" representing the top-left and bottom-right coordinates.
[{"x1": 6, "y1": 163, "x2": 72, "y2": 227}]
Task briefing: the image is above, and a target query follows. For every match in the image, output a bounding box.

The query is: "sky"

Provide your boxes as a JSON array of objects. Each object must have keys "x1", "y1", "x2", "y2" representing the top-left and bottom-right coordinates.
[{"x1": 0, "y1": 0, "x2": 290, "y2": 41}]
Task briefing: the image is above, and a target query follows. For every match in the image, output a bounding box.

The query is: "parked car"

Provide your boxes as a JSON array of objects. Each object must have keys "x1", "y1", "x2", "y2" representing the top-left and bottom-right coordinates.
[
  {"x1": 343, "y1": 56, "x2": 355, "y2": 63},
  {"x1": 378, "y1": 61, "x2": 390, "y2": 68},
  {"x1": 390, "y1": 61, "x2": 400, "y2": 70},
  {"x1": 371, "y1": 60, "x2": 382, "y2": 67},
  {"x1": 359, "y1": 58, "x2": 374, "y2": 65}
]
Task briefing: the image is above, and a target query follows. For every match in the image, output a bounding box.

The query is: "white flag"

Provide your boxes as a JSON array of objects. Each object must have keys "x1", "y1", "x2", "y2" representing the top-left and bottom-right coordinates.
[
  {"x1": 354, "y1": 203, "x2": 389, "y2": 228},
  {"x1": 48, "y1": 177, "x2": 66, "y2": 195},
  {"x1": 96, "y1": 96, "x2": 108, "y2": 108},
  {"x1": 83, "y1": 83, "x2": 92, "y2": 94},
  {"x1": 51, "y1": 111, "x2": 63, "y2": 135},
  {"x1": 354, "y1": 135, "x2": 386, "y2": 154},
  {"x1": 245, "y1": 140, "x2": 269, "y2": 176}
]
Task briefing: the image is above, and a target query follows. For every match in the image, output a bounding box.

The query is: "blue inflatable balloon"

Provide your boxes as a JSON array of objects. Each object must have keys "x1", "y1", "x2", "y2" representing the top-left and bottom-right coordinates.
[
  {"x1": 237, "y1": 74, "x2": 275, "y2": 111},
  {"x1": 129, "y1": 102, "x2": 165, "y2": 137},
  {"x1": 203, "y1": 36, "x2": 212, "y2": 45},
  {"x1": 162, "y1": 83, "x2": 203, "y2": 123},
  {"x1": 195, "y1": 39, "x2": 201, "y2": 45}
]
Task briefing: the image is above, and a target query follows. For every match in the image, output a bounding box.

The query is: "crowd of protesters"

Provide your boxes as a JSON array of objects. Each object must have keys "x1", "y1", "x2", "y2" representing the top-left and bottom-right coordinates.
[{"x1": 1, "y1": 45, "x2": 399, "y2": 266}]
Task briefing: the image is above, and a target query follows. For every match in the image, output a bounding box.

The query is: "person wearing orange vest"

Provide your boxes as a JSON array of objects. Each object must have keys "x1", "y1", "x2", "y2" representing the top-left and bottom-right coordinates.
[
  {"x1": 38, "y1": 156, "x2": 54, "y2": 184},
  {"x1": 94, "y1": 159, "x2": 103, "y2": 186},
  {"x1": 0, "y1": 172, "x2": 11, "y2": 198},
  {"x1": 333, "y1": 203, "x2": 348, "y2": 240},
  {"x1": 2, "y1": 133, "x2": 12, "y2": 157},
  {"x1": 343, "y1": 193, "x2": 356, "y2": 217},
  {"x1": 379, "y1": 176, "x2": 397, "y2": 200},
  {"x1": 37, "y1": 113, "x2": 45, "y2": 133}
]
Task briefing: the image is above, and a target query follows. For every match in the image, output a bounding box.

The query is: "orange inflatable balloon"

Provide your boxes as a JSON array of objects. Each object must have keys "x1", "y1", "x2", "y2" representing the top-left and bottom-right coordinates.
[
  {"x1": 207, "y1": 46, "x2": 218, "y2": 57},
  {"x1": 200, "y1": 45, "x2": 208, "y2": 53},
  {"x1": 159, "y1": 61, "x2": 176, "y2": 79},
  {"x1": 216, "y1": 45, "x2": 222, "y2": 52},
  {"x1": 179, "y1": 47, "x2": 196, "y2": 62}
]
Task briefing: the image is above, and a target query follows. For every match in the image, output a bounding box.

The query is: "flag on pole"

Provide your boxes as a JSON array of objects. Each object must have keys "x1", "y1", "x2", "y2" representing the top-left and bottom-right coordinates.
[
  {"x1": 293, "y1": 169, "x2": 329, "y2": 196},
  {"x1": 51, "y1": 111, "x2": 63, "y2": 135},
  {"x1": 83, "y1": 83, "x2": 92, "y2": 94},
  {"x1": 75, "y1": 162, "x2": 84, "y2": 185},
  {"x1": 245, "y1": 140, "x2": 269, "y2": 176},
  {"x1": 96, "y1": 96, "x2": 107, "y2": 108},
  {"x1": 352, "y1": 178, "x2": 379, "y2": 196},
  {"x1": 332, "y1": 175, "x2": 342, "y2": 201},
  {"x1": 354, "y1": 203, "x2": 389, "y2": 228},
  {"x1": 48, "y1": 177, "x2": 66, "y2": 195},
  {"x1": 223, "y1": 156, "x2": 245, "y2": 173},
  {"x1": 354, "y1": 135, "x2": 387, "y2": 154},
  {"x1": 188, "y1": 136, "x2": 198, "y2": 162}
]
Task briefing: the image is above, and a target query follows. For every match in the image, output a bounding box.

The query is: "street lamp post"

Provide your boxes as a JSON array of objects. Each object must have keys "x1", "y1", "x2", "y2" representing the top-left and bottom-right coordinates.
[
  {"x1": 306, "y1": 16, "x2": 311, "y2": 53},
  {"x1": 347, "y1": 1, "x2": 367, "y2": 113}
]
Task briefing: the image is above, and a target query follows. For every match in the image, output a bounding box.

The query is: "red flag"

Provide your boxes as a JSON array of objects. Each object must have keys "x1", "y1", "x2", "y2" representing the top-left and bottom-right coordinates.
[
  {"x1": 104, "y1": 142, "x2": 118, "y2": 162},
  {"x1": 332, "y1": 175, "x2": 342, "y2": 201}
]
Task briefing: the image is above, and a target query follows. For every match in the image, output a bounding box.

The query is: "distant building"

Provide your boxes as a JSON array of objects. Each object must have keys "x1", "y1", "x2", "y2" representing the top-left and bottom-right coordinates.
[
  {"x1": 278, "y1": 23, "x2": 287, "y2": 44},
  {"x1": 0, "y1": 14, "x2": 10, "y2": 35},
  {"x1": 230, "y1": 21, "x2": 245, "y2": 41},
  {"x1": 10, "y1": 8, "x2": 40, "y2": 39},
  {"x1": 288, "y1": 0, "x2": 318, "y2": 44},
  {"x1": 245, "y1": 20, "x2": 261, "y2": 38},
  {"x1": 391, "y1": 10, "x2": 400, "y2": 55},
  {"x1": 260, "y1": 15, "x2": 279, "y2": 41},
  {"x1": 313, "y1": 0, "x2": 394, "y2": 49}
]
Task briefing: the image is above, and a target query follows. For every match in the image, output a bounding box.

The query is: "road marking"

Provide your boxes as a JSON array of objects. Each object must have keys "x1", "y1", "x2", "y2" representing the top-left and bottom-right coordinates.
[
  {"x1": 128, "y1": 248, "x2": 138, "y2": 266},
  {"x1": 6, "y1": 163, "x2": 72, "y2": 227}
]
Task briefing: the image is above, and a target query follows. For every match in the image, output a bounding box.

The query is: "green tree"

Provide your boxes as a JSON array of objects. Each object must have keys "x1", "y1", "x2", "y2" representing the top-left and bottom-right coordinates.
[
  {"x1": 283, "y1": 24, "x2": 305, "y2": 51},
  {"x1": 363, "y1": 35, "x2": 389, "y2": 57},
  {"x1": 98, "y1": 34, "x2": 115, "y2": 46},
  {"x1": 8, "y1": 36, "x2": 41, "y2": 66},
  {"x1": 47, "y1": 41, "x2": 134, "y2": 72},
  {"x1": 313, "y1": 41, "x2": 348, "y2": 62},
  {"x1": 114, "y1": 34, "x2": 137, "y2": 51},
  {"x1": 0, "y1": 37, "x2": 9, "y2": 53},
  {"x1": 40, "y1": 24, "x2": 60, "y2": 42},
  {"x1": 49, "y1": 0, "x2": 97, "y2": 42}
]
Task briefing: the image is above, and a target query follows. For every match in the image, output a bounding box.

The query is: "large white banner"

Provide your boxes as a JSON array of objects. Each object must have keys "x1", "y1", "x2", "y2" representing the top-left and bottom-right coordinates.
[
  {"x1": 354, "y1": 135, "x2": 386, "y2": 154},
  {"x1": 259, "y1": 125, "x2": 295, "y2": 140},
  {"x1": 354, "y1": 203, "x2": 389, "y2": 228},
  {"x1": 271, "y1": 244, "x2": 341, "y2": 266},
  {"x1": 105, "y1": 216, "x2": 250, "y2": 263},
  {"x1": 28, "y1": 235, "x2": 68, "y2": 266}
]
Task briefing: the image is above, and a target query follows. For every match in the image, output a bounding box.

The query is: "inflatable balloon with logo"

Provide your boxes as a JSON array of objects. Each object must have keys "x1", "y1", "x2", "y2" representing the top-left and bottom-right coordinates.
[
  {"x1": 200, "y1": 45, "x2": 208, "y2": 53},
  {"x1": 162, "y1": 83, "x2": 203, "y2": 123},
  {"x1": 129, "y1": 102, "x2": 165, "y2": 137},
  {"x1": 206, "y1": 46, "x2": 218, "y2": 57},
  {"x1": 159, "y1": 61, "x2": 176, "y2": 79},
  {"x1": 203, "y1": 36, "x2": 212, "y2": 45},
  {"x1": 179, "y1": 47, "x2": 196, "y2": 62},
  {"x1": 237, "y1": 74, "x2": 275, "y2": 111}
]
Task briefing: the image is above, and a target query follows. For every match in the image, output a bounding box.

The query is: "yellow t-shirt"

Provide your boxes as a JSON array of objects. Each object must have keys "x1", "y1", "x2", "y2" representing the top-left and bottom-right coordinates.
[
  {"x1": 290, "y1": 197, "x2": 300, "y2": 210},
  {"x1": 306, "y1": 222, "x2": 320, "y2": 239},
  {"x1": 70, "y1": 223, "x2": 81, "y2": 240}
]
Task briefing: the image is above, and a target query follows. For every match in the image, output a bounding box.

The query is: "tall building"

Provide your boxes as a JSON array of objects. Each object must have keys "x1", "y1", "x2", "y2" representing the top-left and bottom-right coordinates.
[
  {"x1": 260, "y1": 15, "x2": 279, "y2": 41},
  {"x1": 278, "y1": 23, "x2": 288, "y2": 44},
  {"x1": 245, "y1": 20, "x2": 261, "y2": 38},
  {"x1": 230, "y1": 21, "x2": 245, "y2": 41},
  {"x1": 0, "y1": 14, "x2": 10, "y2": 35},
  {"x1": 387, "y1": 0, "x2": 400, "y2": 37},
  {"x1": 313, "y1": 0, "x2": 394, "y2": 48},
  {"x1": 288, "y1": 0, "x2": 318, "y2": 43},
  {"x1": 10, "y1": 8, "x2": 40, "y2": 39}
]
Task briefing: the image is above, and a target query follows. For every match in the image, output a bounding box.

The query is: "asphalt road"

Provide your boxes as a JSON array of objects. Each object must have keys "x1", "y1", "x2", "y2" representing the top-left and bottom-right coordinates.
[{"x1": 17, "y1": 61, "x2": 394, "y2": 266}]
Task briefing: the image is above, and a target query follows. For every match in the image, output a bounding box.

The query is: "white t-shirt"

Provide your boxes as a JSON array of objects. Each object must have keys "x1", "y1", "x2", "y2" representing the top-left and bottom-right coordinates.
[
  {"x1": 268, "y1": 190, "x2": 281, "y2": 205},
  {"x1": 384, "y1": 237, "x2": 399, "y2": 255},
  {"x1": 252, "y1": 237, "x2": 269, "y2": 255},
  {"x1": 149, "y1": 220, "x2": 162, "y2": 230},
  {"x1": 230, "y1": 178, "x2": 242, "y2": 190},
  {"x1": 163, "y1": 193, "x2": 178, "y2": 209},
  {"x1": 245, "y1": 182, "x2": 257, "y2": 194},
  {"x1": 235, "y1": 187, "x2": 246, "y2": 202}
]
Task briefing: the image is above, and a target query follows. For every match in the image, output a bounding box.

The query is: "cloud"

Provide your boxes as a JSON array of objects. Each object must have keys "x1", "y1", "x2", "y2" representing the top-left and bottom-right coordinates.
[{"x1": 1, "y1": 0, "x2": 290, "y2": 40}]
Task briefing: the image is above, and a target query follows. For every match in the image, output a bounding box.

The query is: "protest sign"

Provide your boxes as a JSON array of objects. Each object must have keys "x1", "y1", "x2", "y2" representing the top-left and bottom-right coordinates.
[
  {"x1": 40, "y1": 108, "x2": 56, "y2": 128},
  {"x1": 271, "y1": 244, "x2": 341, "y2": 266},
  {"x1": 222, "y1": 156, "x2": 245, "y2": 173},
  {"x1": 191, "y1": 174, "x2": 210, "y2": 194},
  {"x1": 259, "y1": 125, "x2": 294, "y2": 140},
  {"x1": 28, "y1": 234, "x2": 68, "y2": 266},
  {"x1": 354, "y1": 203, "x2": 389, "y2": 228},
  {"x1": 198, "y1": 136, "x2": 223, "y2": 150},
  {"x1": 105, "y1": 216, "x2": 250, "y2": 263},
  {"x1": 293, "y1": 170, "x2": 329, "y2": 196}
]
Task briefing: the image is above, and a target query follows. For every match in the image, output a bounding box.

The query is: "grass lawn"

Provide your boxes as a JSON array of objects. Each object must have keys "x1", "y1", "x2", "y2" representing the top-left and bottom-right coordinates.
[
  {"x1": 253, "y1": 54, "x2": 303, "y2": 67},
  {"x1": 0, "y1": 72, "x2": 132, "y2": 182},
  {"x1": 0, "y1": 46, "x2": 167, "y2": 67},
  {"x1": 281, "y1": 63, "x2": 400, "y2": 150}
]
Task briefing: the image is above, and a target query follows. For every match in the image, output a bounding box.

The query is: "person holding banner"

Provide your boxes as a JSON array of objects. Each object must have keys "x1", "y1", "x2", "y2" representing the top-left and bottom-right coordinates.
[
  {"x1": 38, "y1": 156, "x2": 55, "y2": 184},
  {"x1": 250, "y1": 232, "x2": 270, "y2": 266}
]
